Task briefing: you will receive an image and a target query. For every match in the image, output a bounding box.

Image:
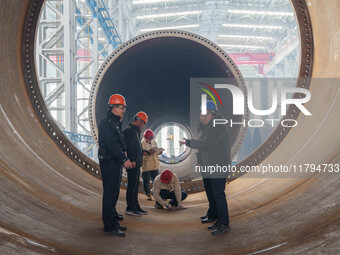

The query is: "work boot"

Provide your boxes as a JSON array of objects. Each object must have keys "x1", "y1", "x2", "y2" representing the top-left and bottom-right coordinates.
[
  {"x1": 116, "y1": 213, "x2": 124, "y2": 221},
  {"x1": 146, "y1": 193, "x2": 152, "y2": 201},
  {"x1": 207, "y1": 220, "x2": 220, "y2": 231},
  {"x1": 104, "y1": 226, "x2": 126, "y2": 237},
  {"x1": 201, "y1": 217, "x2": 217, "y2": 224},
  {"x1": 211, "y1": 224, "x2": 231, "y2": 236},
  {"x1": 125, "y1": 210, "x2": 142, "y2": 217},
  {"x1": 136, "y1": 206, "x2": 148, "y2": 215},
  {"x1": 117, "y1": 224, "x2": 127, "y2": 231},
  {"x1": 113, "y1": 211, "x2": 124, "y2": 221},
  {"x1": 200, "y1": 214, "x2": 208, "y2": 220}
]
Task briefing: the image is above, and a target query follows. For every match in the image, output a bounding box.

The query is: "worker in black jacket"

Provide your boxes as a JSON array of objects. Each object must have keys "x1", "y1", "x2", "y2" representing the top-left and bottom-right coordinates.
[
  {"x1": 98, "y1": 94, "x2": 133, "y2": 237},
  {"x1": 124, "y1": 111, "x2": 149, "y2": 216},
  {"x1": 180, "y1": 100, "x2": 231, "y2": 236},
  {"x1": 195, "y1": 123, "x2": 219, "y2": 224}
]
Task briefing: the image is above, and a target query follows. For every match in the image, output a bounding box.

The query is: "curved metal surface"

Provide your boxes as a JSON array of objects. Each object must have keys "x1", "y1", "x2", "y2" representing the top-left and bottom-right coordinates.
[
  {"x1": 0, "y1": 0, "x2": 339, "y2": 254},
  {"x1": 20, "y1": 0, "x2": 315, "y2": 192}
]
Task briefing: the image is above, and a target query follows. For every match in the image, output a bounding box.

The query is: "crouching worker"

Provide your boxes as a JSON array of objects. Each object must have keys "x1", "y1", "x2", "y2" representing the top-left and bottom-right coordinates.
[{"x1": 152, "y1": 169, "x2": 187, "y2": 209}]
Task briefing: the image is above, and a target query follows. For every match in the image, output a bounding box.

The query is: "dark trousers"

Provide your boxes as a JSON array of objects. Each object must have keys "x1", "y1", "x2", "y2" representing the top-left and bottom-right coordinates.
[
  {"x1": 126, "y1": 166, "x2": 141, "y2": 211},
  {"x1": 203, "y1": 178, "x2": 218, "y2": 218},
  {"x1": 157, "y1": 189, "x2": 187, "y2": 207},
  {"x1": 142, "y1": 170, "x2": 159, "y2": 195},
  {"x1": 100, "y1": 160, "x2": 122, "y2": 228},
  {"x1": 204, "y1": 178, "x2": 229, "y2": 225}
]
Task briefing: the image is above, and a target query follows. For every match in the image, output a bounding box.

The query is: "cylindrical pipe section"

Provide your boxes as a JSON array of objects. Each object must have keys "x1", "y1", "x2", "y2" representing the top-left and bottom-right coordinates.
[{"x1": 89, "y1": 31, "x2": 248, "y2": 180}]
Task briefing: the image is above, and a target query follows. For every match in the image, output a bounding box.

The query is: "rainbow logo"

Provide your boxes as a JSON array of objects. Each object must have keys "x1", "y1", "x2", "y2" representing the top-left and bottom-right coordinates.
[{"x1": 198, "y1": 82, "x2": 223, "y2": 107}]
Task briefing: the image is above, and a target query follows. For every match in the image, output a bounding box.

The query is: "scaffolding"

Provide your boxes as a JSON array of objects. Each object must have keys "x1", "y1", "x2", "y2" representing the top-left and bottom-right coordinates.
[
  {"x1": 36, "y1": 0, "x2": 123, "y2": 158},
  {"x1": 36, "y1": 0, "x2": 300, "y2": 161}
]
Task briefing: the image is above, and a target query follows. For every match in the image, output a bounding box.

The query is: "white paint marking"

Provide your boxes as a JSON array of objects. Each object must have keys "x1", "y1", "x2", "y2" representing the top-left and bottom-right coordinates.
[{"x1": 248, "y1": 242, "x2": 288, "y2": 255}]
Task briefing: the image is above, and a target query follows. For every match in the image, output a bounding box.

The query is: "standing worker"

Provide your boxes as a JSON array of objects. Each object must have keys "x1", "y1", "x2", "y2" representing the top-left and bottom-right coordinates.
[
  {"x1": 141, "y1": 129, "x2": 164, "y2": 200},
  {"x1": 124, "y1": 111, "x2": 149, "y2": 216},
  {"x1": 180, "y1": 100, "x2": 231, "y2": 235},
  {"x1": 98, "y1": 94, "x2": 133, "y2": 237}
]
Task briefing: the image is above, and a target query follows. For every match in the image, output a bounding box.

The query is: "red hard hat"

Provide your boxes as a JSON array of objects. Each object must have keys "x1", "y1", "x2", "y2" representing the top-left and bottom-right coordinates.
[
  {"x1": 108, "y1": 94, "x2": 127, "y2": 106},
  {"x1": 161, "y1": 169, "x2": 173, "y2": 184},
  {"x1": 135, "y1": 111, "x2": 148, "y2": 124},
  {"x1": 144, "y1": 129, "x2": 154, "y2": 139}
]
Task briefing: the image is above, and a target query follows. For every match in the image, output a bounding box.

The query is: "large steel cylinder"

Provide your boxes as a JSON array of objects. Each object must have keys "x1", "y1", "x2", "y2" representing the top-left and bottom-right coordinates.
[{"x1": 89, "y1": 31, "x2": 248, "y2": 180}]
